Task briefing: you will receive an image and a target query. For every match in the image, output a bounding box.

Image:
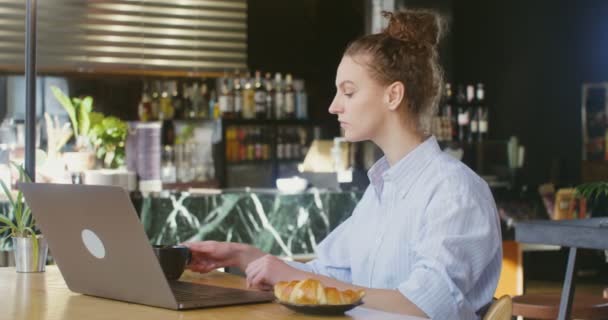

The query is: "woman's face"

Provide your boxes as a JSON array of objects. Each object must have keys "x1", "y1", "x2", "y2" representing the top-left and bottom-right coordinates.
[{"x1": 328, "y1": 55, "x2": 389, "y2": 142}]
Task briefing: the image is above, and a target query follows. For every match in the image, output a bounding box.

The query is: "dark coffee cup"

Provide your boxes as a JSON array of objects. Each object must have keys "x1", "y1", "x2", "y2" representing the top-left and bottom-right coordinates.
[{"x1": 152, "y1": 245, "x2": 192, "y2": 280}]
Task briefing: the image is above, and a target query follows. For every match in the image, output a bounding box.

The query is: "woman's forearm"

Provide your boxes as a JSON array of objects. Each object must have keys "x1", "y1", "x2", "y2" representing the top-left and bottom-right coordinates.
[{"x1": 234, "y1": 243, "x2": 266, "y2": 271}]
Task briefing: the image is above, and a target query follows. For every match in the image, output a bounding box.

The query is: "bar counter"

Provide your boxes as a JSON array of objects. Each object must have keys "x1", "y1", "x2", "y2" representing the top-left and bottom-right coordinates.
[
  {"x1": 0, "y1": 265, "x2": 421, "y2": 320},
  {"x1": 136, "y1": 188, "x2": 361, "y2": 257}
]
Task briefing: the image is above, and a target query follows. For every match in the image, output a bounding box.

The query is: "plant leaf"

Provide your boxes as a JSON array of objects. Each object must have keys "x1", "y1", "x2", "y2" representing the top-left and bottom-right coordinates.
[
  {"x1": 575, "y1": 182, "x2": 608, "y2": 202},
  {"x1": 12, "y1": 162, "x2": 32, "y2": 182},
  {"x1": 0, "y1": 179, "x2": 15, "y2": 208},
  {"x1": 51, "y1": 86, "x2": 78, "y2": 135},
  {"x1": 15, "y1": 189, "x2": 23, "y2": 231},
  {"x1": 89, "y1": 111, "x2": 104, "y2": 129},
  {"x1": 0, "y1": 234, "x2": 12, "y2": 243},
  {"x1": 79, "y1": 96, "x2": 93, "y2": 136},
  {"x1": 0, "y1": 214, "x2": 17, "y2": 231},
  {"x1": 22, "y1": 207, "x2": 32, "y2": 228}
]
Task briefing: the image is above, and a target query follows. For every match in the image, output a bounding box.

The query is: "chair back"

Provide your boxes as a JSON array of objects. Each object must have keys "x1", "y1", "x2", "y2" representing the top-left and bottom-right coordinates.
[{"x1": 483, "y1": 295, "x2": 513, "y2": 320}]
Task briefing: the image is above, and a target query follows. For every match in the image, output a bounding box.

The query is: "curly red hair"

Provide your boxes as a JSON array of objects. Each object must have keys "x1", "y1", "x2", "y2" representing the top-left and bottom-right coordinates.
[{"x1": 344, "y1": 9, "x2": 445, "y2": 133}]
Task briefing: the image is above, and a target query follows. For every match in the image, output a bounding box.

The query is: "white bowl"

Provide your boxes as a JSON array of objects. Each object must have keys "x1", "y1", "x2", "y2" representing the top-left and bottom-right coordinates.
[{"x1": 276, "y1": 177, "x2": 308, "y2": 194}]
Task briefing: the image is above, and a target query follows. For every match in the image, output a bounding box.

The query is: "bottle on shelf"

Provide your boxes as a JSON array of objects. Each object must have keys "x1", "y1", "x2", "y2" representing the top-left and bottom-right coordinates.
[
  {"x1": 151, "y1": 80, "x2": 161, "y2": 121},
  {"x1": 219, "y1": 78, "x2": 235, "y2": 119},
  {"x1": 299, "y1": 127, "x2": 309, "y2": 159},
  {"x1": 238, "y1": 128, "x2": 247, "y2": 162},
  {"x1": 200, "y1": 82, "x2": 210, "y2": 119},
  {"x1": 264, "y1": 72, "x2": 275, "y2": 119},
  {"x1": 284, "y1": 128, "x2": 291, "y2": 160},
  {"x1": 225, "y1": 127, "x2": 236, "y2": 162},
  {"x1": 284, "y1": 74, "x2": 296, "y2": 119},
  {"x1": 209, "y1": 91, "x2": 219, "y2": 120},
  {"x1": 233, "y1": 77, "x2": 243, "y2": 119},
  {"x1": 232, "y1": 127, "x2": 240, "y2": 162},
  {"x1": 290, "y1": 128, "x2": 300, "y2": 159},
  {"x1": 189, "y1": 82, "x2": 200, "y2": 119},
  {"x1": 246, "y1": 128, "x2": 255, "y2": 160},
  {"x1": 277, "y1": 129, "x2": 285, "y2": 160},
  {"x1": 262, "y1": 128, "x2": 271, "y2": 160},
  {"x1": 160, "y1": 114, "x2": 175, "y2": 147},
  {"x1": 181, "y1": 82, "x2": 192, "y2": 120},
  {"x1": 476, "y1": 83, "x2": 488, "y2": 141},
  {"x1": 294, "y1": 79, "x2": 308, "y2": 120},
  {"x1": 254, "y1": 71, "x2": 267, "y2": 119},
  {"x1": 138, "y1": 81, "x2": 153, "y2": 122},
  {"x1": 169, "y1": 81, "x2": 183, "y2": 120},
  {"x1": 161, "y1": 145, "x2": 177, "y2": 183},
  {"x1": 456, "y1": 84, "x2": 469, "y2": 142},
  {"x1": 159, "y1": 82, "x2": 175, "y2": 121},
  {"x1": 274, "y1": 73, "x2": 284, "y2": 119},
  {"x1": 442, "y1": 82, "x2": 455, "y2": 141},
  {"x1": 467, "y1": 84, "x2": 478, "y2": 143},
  {"x1": 242, "y1": 73, "x2": 256, "y2": 119},
  {"x1": 254, "y1": 128, "x2": 263, "y2": 160}
]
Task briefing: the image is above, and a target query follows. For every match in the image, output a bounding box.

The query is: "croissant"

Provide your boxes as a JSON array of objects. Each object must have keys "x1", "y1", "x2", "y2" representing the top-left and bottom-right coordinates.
[{"x1": 274, "y1": 279, "x2": 365, "y2": 305}]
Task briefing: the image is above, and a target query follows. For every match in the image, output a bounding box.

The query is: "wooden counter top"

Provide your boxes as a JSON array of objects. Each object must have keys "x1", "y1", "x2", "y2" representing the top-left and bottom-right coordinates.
[{"x1": 0, "y1": 266, "x2": 420, "y2": 320}]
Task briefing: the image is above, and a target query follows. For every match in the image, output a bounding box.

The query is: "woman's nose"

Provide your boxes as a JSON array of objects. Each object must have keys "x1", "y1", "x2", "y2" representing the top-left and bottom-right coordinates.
[{"x1": 328, "y1": 96, "x2": 342, "y2": 114}]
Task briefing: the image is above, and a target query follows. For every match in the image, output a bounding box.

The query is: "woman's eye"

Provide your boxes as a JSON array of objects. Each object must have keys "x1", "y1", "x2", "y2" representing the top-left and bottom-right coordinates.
[{"x1": 344, "y1": 92, "x2": 354, "y2": 98}]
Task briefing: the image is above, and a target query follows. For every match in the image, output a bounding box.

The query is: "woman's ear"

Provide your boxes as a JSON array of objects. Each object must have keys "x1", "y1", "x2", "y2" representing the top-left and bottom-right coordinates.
[{"x1": 385, "y1": 81, "x2": 405, "y2": 111}]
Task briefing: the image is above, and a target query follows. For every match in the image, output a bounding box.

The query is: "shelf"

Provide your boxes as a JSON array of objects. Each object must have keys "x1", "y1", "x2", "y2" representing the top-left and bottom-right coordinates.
[
  {"x1": 225, "y1": 158, "x2": 304, "y2": 165},
  {"x1": 162, "y1": 179, "x2": 219, "y2": 191},
  {"x1": 226, "y1": 160, "x2": 273, "y2": 165},
  {"x1": 276, "y1": 158, "x2": 304, "y2": 162},
  {"x1": 171, "y1": 118, "x2": 315, "y2": 126},
  {"x1": 222, "y1": 118, "x2": 313, "y2": 126},
  {"x1": 173, "y1": 118, "x2": 216, "y2": 123}
]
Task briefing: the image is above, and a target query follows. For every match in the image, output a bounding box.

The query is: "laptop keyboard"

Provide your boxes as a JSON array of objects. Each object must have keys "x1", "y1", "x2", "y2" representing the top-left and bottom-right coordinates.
[{"x1": 169, "y1": 280, "x2": 273, "y2": 303}]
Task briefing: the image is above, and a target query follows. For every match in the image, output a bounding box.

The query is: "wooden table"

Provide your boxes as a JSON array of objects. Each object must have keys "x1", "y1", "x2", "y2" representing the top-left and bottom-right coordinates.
[
  {"x1": 0, "y1": 266, "x2": 421, "y2": 320},
  {"x1": 515, "y1": 217, "x2": 608, "y2": 320}
]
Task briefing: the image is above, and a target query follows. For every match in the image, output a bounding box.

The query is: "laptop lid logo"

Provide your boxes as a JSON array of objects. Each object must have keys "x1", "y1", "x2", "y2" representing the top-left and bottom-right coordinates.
[{"x1": 81, "y1": 229, "x2": 106, "y2": 259}]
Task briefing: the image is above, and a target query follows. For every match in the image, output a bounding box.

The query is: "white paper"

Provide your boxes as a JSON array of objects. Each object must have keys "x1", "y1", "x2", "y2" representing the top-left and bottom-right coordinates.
[{"x1": 345, "y1": 307, "x2": 427, "y2": 320}]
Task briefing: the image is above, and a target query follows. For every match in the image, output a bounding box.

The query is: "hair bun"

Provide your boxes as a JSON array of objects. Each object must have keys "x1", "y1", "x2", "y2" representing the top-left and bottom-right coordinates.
[{"x1": 382, "y1": 10, "x2": 442, "y2": 47}]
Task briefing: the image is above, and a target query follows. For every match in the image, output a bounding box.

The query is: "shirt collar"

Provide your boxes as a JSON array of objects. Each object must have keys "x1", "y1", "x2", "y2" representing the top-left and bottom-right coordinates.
[{"x1": 367, "y1": 136, "x2": 442, "y2": 200}]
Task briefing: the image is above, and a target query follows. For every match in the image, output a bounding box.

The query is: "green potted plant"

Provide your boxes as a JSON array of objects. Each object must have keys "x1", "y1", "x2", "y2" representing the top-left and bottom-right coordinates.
[
  {"x1": 0, "y1": 164, "x2": 48, "y2": 272},
  {"x1": 50, "y1": 86, "x2": 96, "y2": 151},
  {"x1": 571, "y1": 181, "x2": 608, "y2": 219},
  {"x1": 88, "y1": 115, "x2": 128, "y2": 169},
  {"x1": 51, "y1": 86, "x2": 99, "y2": 174},
  {"x1": 83, "y1": 116, "x2": 134, "y2": 190},
  {"x1": 575, "y1": 181, "x2": 608, "y2": 201}
]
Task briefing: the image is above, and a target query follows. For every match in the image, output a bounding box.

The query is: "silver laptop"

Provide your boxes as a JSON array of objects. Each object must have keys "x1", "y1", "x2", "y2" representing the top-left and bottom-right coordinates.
[{"x1": 20, "y1": 183, "x2": 274, "y2": 310}]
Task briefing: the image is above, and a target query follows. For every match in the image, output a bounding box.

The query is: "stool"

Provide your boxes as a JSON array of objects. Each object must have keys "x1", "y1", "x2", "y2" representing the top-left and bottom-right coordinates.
[{"x1": 512, "y1": 293, "x2": 608, "y2": 319}]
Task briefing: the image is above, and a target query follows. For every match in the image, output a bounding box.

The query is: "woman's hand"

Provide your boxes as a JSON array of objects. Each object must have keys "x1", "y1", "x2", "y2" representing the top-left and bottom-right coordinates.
[
  {"x1": 182, "y1": 241, "x2": 265, "y2": 273},
  {"x1": 245, "y1": 254, "x2": 305, "y2": 291}
]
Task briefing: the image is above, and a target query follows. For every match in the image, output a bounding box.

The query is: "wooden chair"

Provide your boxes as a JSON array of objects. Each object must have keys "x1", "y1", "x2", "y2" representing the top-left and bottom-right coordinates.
[
  {"x1": 483, "y1": 295, "x2": 513, "y2": 320},
  {"x1": 512, "y1": 293, "x2": 608, "y2": 319}
]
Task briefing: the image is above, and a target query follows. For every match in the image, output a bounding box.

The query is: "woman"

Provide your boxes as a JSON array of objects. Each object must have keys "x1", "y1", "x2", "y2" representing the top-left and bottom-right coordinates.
[{"x1": 185, "y1": 9, "x2": 501, "y2": 319}]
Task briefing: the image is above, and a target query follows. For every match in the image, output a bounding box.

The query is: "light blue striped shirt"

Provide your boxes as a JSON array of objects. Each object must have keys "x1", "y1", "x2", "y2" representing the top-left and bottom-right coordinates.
[{"x1": 288, "y1": 136, "x2": 502, "y2": 320}]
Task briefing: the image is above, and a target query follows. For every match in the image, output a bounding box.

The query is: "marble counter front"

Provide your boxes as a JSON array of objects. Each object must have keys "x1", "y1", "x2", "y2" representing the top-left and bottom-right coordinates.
[{"x1": 135, "y1": 189, "x2": 362, "y2": 257}]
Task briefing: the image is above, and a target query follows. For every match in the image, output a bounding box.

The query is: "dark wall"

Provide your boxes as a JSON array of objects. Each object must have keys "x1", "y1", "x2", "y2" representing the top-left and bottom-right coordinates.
[
  {"x1": 68, "y1": 77, "x2": 141, "y2": 121},
  {"x1": 247, "y1": 0, "x2": 366, "y2": 136},
  {"x1": 449, "y1": 0, "x2": 608, "y2": 188},
  {"x1": 398, "y1": 0, "x2": 454, "y2": 82}
]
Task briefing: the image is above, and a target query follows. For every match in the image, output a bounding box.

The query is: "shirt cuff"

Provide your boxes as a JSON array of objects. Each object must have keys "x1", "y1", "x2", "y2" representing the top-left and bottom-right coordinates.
[{"x1": 398, "y1": 267, "x2": 462, "y2": 320}]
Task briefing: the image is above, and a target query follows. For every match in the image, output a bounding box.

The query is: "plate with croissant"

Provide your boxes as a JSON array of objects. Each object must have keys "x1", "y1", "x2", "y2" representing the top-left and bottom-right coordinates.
[{"x1": 274, "y1": 279, "x2": 365, "y2": 315}]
